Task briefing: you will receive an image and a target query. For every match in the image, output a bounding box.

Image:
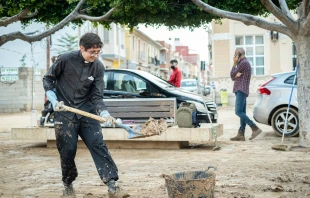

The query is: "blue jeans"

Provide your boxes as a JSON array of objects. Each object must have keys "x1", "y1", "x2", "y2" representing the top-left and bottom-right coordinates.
[{"x1": 235, "y1": 91, "x2": 254, "y2": 130}]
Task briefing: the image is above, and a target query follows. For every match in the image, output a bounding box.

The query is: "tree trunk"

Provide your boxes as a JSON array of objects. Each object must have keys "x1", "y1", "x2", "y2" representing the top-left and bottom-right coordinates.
[{"x1": 295, "y1": 37, "x2": 310, "y2": 147}]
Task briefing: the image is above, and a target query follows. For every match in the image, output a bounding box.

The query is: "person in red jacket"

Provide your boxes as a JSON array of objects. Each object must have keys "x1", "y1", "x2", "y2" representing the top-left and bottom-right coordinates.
[{"x1": 168, "y1": 59, "x2": 182, "y2": 87}]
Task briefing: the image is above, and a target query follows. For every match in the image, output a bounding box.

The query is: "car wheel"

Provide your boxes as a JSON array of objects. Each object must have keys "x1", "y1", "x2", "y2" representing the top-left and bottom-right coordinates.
[{"x1": 271, "y1": 107, "x2": 299, "y2": 137}]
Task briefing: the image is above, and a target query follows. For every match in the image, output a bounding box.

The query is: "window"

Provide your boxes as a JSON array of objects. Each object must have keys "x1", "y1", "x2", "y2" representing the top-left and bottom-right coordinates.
[
  {"x1": 111, "y1": 72, "x2": 146, "y2": 93},
  {"x1": 181, "y1": 80, "x2": 197, "y2": 87},
  {"x1": 104, "y1": 72, "x2": 108, "y2": 89},
  {"x1": 284, "y1": 75, "x2": 298, "y2": 85},
  {"x1": 121, "y1": 29, "x2": 125, "y2": 49},
  {"x1": 103, "y1": 29, "x2": 109, "y2": 44},
  {"x1": 235, "y1": 35, "x2": 264, "y2": 75},
  {"x1": 116, "y1": 27, "x2": 119, "y2": 46}
]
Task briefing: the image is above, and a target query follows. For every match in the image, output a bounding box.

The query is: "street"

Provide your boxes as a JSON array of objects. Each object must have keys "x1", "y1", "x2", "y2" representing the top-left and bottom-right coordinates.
[{"x1": 0, "y1": 106, "x2": 309, "y2": 198}]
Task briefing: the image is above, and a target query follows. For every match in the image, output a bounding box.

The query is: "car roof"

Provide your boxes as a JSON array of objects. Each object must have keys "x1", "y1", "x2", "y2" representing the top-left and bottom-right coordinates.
[
  {"x1": 105, "y1": 69, "x2": 160, "y2": 78},
  {"x1": 181, "y1": 79, "x2": 197, "y2": 81},
  {"x1": 272, "y1": 71, "x2": 295, "y2": 77},
  {"x1": 106, "y1": 68, "x2": 146, "y2": 73}
]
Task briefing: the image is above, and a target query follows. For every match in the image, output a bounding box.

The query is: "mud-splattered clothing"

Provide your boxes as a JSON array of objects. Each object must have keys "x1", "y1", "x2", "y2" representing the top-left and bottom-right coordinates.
[
  {"x1": 43, "y1": 50, "x2": 118, "y2": 185},
  {"x1": 54, "y1": 111, "x2": 118, "y2": 184}
]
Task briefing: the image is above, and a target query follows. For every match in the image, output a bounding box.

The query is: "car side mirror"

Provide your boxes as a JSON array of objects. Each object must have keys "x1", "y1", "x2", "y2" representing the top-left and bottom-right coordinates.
[{"x1": 139, "y1": 89, "x2": 151, "y2": 96}]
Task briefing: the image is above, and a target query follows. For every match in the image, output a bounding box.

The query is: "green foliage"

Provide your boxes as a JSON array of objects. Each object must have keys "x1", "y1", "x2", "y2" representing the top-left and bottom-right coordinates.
[
  {"x1": 54, "y1": 33, "x2": 79, "y2": 54},
  {"x1": 1, "y1": 0, "x2": 303, "y2": 30}
]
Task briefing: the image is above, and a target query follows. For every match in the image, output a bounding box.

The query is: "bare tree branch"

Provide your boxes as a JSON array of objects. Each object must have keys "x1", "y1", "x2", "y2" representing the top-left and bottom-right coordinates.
[
  {"x1": 77, "y1": 7, "x2": 116, "y2": 21},
  {"x1": 0, "y1": 8, "x2": 30, "y2": 27},
  {"x1": 24, "y1": 10, "x2": 39, "y2": 19},
  {"x1": 278, "y1": 0, "x2": 294, "y2": 19},
  {"x1": 73, "y1": 0, "x2": 87, "y2": 12},
  {"x1": 191, "y1": 0, "x2": 294, "y2": 38},
  {"x1": 0, "y1": 1, "x2": 116, "y2": 47},
  {"x1": 260, "y1": 0, "x2": 297, "y2": 33}
]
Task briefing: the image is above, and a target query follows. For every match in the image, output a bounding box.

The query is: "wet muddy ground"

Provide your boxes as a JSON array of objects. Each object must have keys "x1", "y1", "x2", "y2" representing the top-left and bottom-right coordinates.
[{"x1": 0, "y1": 106, "x2": 310, "y2": 198}]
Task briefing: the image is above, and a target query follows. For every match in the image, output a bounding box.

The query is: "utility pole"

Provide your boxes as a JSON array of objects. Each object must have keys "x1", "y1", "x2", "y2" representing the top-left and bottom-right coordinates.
[
  {"x1": 118, "y1": 25, "x2": 121, "y2": 68},
  {"x1": 45, "y1": 25, "x2": 51, "y2": 104},
  {"x1": 46, "y1": 26, "x2": 50, "y2": 71}
]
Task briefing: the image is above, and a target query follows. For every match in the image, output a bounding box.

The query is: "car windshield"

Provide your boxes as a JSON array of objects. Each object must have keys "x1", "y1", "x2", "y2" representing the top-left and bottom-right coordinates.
[
  {"x1": 181, "y1": 81, "x2": 197, "y2": 87},
  {"x1": 133, "y1": 70, "x2": 175, "y2": 88}
]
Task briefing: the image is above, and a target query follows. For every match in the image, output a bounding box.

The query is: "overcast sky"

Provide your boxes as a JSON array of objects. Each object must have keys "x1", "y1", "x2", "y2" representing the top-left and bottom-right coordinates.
[{"x1": 137, "y1": 25, "x2": 210, "y2": 61}]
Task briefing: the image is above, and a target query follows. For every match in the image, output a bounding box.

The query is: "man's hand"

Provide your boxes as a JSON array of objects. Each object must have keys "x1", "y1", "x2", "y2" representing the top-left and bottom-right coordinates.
[
  {"x1": 233, "y1": 53, "x2": 240, "y2": 66},
  {"x1": 100, "y1": 110, "x2": 116, "y2": 127},
  {"x1": 235, "y1": 72, "x2": 242, "y2": 78},
  {"x1": 46, "y1": 90, "x2": 60, "y2": 111}
]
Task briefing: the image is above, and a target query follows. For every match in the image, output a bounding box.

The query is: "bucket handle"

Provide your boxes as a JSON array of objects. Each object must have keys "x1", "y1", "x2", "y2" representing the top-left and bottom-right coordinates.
[{"x1": 205, "y1": 166, "x2": 217, "y2": 172}]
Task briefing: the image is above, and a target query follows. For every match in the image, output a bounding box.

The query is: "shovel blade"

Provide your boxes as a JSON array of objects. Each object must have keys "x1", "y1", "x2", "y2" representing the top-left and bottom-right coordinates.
[{"x1": 116, "y1": 123, "x2": 146, "y2": 139}]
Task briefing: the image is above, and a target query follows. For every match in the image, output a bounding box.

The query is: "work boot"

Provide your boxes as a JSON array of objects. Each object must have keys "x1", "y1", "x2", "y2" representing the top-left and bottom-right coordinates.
[
  {"x1": 62, "y1": 182, "x2": 75, "y2": 197},
  {"x1": 230, "y1": 129, "x2": 245, "y2": 141},
  {"x1": 107, "y1": 180, "x2": 130, "y2": 198},
  {"x1": 249, "y1": 124, "x2": 262, "y2": 140}
]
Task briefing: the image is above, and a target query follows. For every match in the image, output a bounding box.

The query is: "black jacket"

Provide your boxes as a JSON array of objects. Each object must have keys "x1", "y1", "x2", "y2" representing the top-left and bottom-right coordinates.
[{"x1": 43, "y1": 50, "x2": 107, "y2": 119}]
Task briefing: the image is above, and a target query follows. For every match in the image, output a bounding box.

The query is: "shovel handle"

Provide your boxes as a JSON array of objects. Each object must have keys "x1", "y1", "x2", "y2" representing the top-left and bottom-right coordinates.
[
  {"x1": 55, "y1": 102, "x2": 146, "y2": 138},
  {"x1": 55, "y1": 102, "x2": 107, "y2": 123}
]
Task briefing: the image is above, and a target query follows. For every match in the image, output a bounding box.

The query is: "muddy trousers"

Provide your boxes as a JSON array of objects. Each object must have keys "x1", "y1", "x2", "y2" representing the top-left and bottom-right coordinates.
[
  {"x1": 235, "y1": 91, "x2": 254, "y2": 131},
  {"x1": 54, "y1": 112, "x2": 119, "y2": 185}
]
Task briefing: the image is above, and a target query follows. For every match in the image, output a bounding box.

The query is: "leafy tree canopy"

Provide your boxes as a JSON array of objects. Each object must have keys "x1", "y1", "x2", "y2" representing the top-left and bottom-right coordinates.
[{"x1": 1, "y1": 0, "x2": 302, "y2": 30}]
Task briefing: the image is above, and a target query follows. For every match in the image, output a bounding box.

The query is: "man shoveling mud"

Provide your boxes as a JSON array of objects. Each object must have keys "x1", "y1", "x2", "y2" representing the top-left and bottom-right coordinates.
[{"x1": 43, "y1": 33, "x2": 129, "y2": 198}]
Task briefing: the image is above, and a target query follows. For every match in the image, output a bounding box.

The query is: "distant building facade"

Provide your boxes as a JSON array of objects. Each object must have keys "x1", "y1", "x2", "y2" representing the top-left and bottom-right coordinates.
[
  {"x1": 210, "y1": 17, "x2": 294, "y2": 77},
  {"x1": 125, "y1": 28, "x2": 162, "y2": 76},
  {"x1": 209, "y1": 16, "x2": 295, "y2": 105}
]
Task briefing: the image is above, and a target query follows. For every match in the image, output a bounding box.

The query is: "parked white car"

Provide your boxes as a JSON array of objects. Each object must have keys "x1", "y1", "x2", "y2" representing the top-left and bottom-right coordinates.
[
  {"x1": 180, "y1": 79, "x2": 201, "y2": 94},
  {"x1": 253, "y1": 71, "x2": 298, "y2": 137}
]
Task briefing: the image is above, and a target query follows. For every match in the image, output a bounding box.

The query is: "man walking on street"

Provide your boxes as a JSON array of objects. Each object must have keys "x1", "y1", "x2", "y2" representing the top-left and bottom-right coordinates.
[
  {"x1": 168, "y1": 59, "x2": 182, "y2": 87},
  {"x1": 230, "y1": 48, "x2": 262, "y2": 141},
  {"x1": 43, "y1": 33, "x2": 129, "y2": 198}
]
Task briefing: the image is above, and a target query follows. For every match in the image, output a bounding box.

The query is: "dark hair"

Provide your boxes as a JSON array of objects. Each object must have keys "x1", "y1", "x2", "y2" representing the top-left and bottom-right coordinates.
[
  {"x1": 79, "y1": 33, "x2": 103, "y2": 50},
  {"x1": 170, "y1": 59, "x2": 178, "y2": 64}
]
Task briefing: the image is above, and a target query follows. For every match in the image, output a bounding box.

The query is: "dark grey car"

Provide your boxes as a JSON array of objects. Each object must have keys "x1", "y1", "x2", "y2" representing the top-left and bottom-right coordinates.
[
  {"x1": 253, "y1": 71, "x2": 298, "y2": 137},
  {"x1": 104, "y1": 69, "x2": 218, "y2": 123}
]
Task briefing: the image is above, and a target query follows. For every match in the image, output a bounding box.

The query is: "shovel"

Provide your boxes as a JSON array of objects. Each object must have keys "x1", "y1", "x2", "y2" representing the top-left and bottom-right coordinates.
[{"x1": 55, "y1": 101, "x2": 159, "y2": 139}]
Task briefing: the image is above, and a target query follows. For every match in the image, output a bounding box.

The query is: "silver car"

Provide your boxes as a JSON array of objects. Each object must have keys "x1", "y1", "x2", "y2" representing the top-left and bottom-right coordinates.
[
  {"x1": 253, "y1": 71, "x2": 298, "y2": 137},
  {"x1": 180, "y1": 79, "x2": 201, "y2": 94}
]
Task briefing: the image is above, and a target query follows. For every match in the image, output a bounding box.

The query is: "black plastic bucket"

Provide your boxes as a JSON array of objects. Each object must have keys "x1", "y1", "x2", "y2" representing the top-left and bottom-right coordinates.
[{"x1": 163, "y1": 166, "x2": 216, "y2": 198}]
